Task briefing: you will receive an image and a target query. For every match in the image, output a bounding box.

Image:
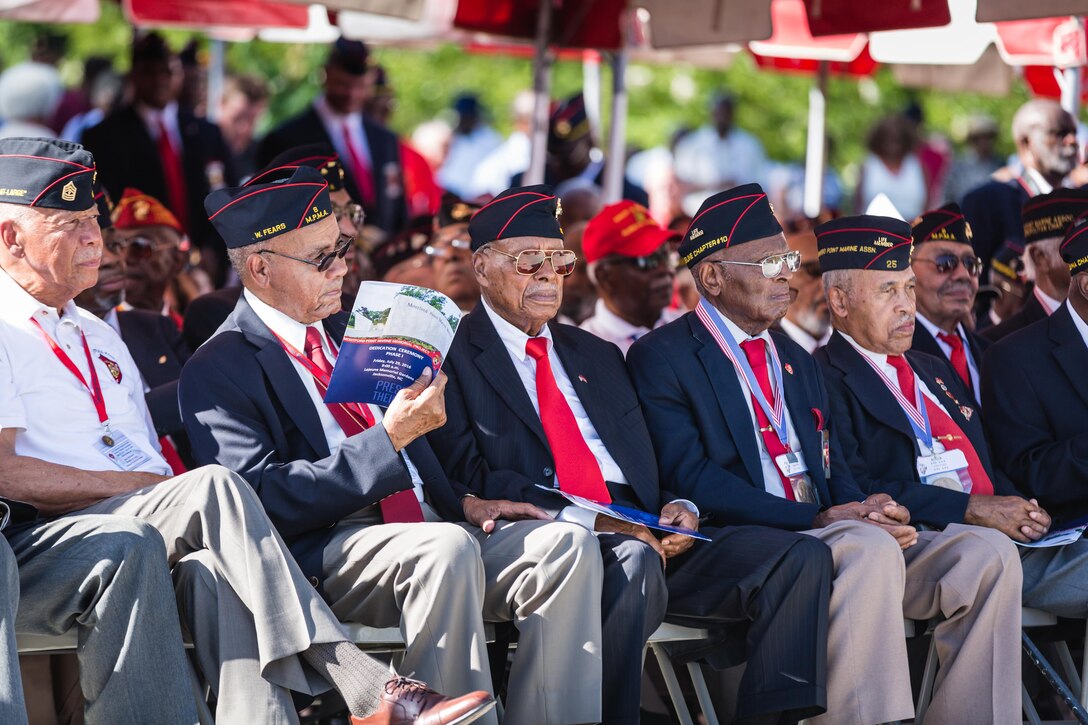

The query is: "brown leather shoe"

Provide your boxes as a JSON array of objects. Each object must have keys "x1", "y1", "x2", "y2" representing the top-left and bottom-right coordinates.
[{"x1": 350, "y1": 676, "x2": 495, "y2": 725}]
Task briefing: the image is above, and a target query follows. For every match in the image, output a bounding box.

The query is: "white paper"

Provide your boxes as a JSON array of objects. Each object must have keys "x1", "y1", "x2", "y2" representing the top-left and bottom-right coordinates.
[{"x1": 1016, "y1": 525, "x2": 1086, "y2": 549}]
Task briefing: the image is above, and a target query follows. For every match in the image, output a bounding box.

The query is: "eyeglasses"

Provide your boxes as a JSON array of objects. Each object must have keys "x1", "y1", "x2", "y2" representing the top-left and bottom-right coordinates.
[
  {"x1": 331, "y1": 200, "x2": 366, "y2": 229},
  {"x1": 599, "y1": 248, "x2": 675, "y2": 272},
  {"x1": 425, "y1": 238, "x2": 472, "y2": 259},
  {"x1": 487, "y1": 247, "x2": 578, "y2": 276},
  {"x1": 914, "y1": 253, "x2": 983, "y2": 277},
  {"x1": 122, "y1": 234, "x2": 180, "y2": 261},
  {"x1": 713, "y1": 250, "x2": 801, "y2": 279},
  {"x1": 258, "y1": 233, "x2": 353, "y2": 272}
]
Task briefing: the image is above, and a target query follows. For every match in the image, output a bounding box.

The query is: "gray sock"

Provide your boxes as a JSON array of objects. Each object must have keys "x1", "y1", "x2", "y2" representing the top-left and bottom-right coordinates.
[{"x1": 302, "y1": 641, "x2": 392, "y2": 718}]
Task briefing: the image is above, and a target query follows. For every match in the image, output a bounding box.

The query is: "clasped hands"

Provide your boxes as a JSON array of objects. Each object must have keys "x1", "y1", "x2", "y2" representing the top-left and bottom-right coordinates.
[{"x1": 814, "y1": 493, "x2": 917, "y2": 549}]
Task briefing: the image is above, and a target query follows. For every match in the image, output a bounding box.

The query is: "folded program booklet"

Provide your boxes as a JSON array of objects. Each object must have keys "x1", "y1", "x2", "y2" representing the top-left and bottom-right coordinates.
[
  {"x1": 325, "y1": 282, "x2": 463, "y2": 406},
  {"x1": 536, "y1": 485, "x2": 711, "y2": 541}
]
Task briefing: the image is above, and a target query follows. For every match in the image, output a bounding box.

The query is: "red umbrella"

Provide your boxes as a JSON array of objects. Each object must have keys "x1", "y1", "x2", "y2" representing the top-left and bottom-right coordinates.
[
  {"x1": 803, "y1": 0, "x2": 951, "y2": 36},
  {"x1": 123, "y1": 0, "x2": 309, "y2": 29}
]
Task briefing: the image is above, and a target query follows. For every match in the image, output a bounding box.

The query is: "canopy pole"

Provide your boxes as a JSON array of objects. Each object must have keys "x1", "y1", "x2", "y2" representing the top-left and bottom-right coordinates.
[
  {"x1": 802, "y1": 60, "x2": 829, "y2": 220},
  {"x1": 583, "y1": 50, "x2": 602, "y2": 136},
  {"x1": 206, "y1": 39, "x2": 226, "y2": 123},
  {"x1": 525, "y1": 0, "x2": 554, "y2": 186},
  {"x1": 603, "y1": 49, "x2": 628, "y2": 204}
]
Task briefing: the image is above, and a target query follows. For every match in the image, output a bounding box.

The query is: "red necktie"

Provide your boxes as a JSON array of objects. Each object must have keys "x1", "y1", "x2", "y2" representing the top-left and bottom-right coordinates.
[
  {"x1": 525, "y1": 337, "x2": 612, "y2": 503},
  {"x1": 887, "y1": 355, "x2": 993, "y2": 496},
  {"x1": 936, "y1": 331, "x2": 972, "y2": 392},
  {"x1": 341, "y1": 121, "x2": 376, "y2": 207},
  {"x1": 303, "y1": 327, "x2": 424, "y2": 523},
  {"x1": 156, "y1": 117, "x2": 189, "y2": 231},
  {"x1": 738, "y1": 338, "x2": 796, "y2": 501},
  {"x1": 159, "y1": 435, "x2": 187, "y2": 476}
]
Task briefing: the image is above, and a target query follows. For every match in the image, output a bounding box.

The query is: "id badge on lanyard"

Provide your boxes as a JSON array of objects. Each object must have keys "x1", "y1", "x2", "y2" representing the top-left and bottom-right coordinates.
[
  {"x1": 775, "y1": 451, "x2": 816, "y2": 502},
  {"x1": 917, "y1": 440, "x2": 971, "y2": 492},
  {"x1": 29, "y1": 318, "x2": 152, "y2": 471}
]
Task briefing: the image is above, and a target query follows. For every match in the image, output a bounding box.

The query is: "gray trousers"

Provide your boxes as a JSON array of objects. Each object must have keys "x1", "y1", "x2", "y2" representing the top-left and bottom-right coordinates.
[
  {"x1": 76, "y1": 465, "x2": 351, "y2": 723},
  {"x1": 0, "y1": 537, "x2": 25, "y2": 725},
  {"x1": 7, "y1": 514, "x2": 198, "y2": 725},
  {"x1": 1021, "y1": 537, "x2": 1088, "y2": 617}
]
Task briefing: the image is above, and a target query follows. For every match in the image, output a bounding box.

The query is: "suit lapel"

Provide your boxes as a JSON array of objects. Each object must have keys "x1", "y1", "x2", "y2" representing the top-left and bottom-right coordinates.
[
  {"x1": 690, "y1": 316, "x2": 765, "y2": 487},
  {"x1": 234, "y1": 296, "x2": 332, "y2": 457},
  {"x1": 828, "y1": 333, "x2": 917, "y2": 446},
  {"x1": 911, "y1": 323, "x2": 943, "y2": 359},
  {"x1": 466, "y1": 310, "x2": 550, "y2": 449},
  {"x1": 1050, "y1": 306, "x2": 1088, "y2": 410}
]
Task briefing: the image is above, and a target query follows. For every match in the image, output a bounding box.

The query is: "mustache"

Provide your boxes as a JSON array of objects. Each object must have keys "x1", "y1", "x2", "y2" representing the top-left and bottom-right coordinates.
[{"x1": 938, "y1": 278, "x2": 974, "y2": 296}]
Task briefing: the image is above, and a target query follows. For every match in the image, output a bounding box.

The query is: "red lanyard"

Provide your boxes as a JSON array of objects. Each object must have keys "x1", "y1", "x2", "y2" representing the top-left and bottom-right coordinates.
[
  {"x1": 29, "y1": 316, "x2": 114, "y2": 443},
  {"x1": 271, "y1": 329, "x2": 375, "y2": 430}
]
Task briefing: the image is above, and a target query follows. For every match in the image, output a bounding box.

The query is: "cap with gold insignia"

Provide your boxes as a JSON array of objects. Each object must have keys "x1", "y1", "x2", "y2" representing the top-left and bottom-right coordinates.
[
  {"x1": 1021, "y1": 188, "x2": 1088, "y2": 245},
  {"x1": 911, "y1": 203, "x2": 972, "y2": 246},
  {"x1": 1060, "y1": 209, "x2": 1088, "y2": 276},
  {"x1": 467, "y1": 184, "x2": 562, "y2": 251},
  {"x1": 815, "y1": 214, "x2": 913, "y2": 273},
  {"x1": 113, "y1": 188, "x2": 184, "y2": 234},
  {"x1": 249, "y1": 143, "x2": 347, "y2": 193},
  {"x1": 549, "y1": 93, "x2": 590, "y2": 146},
  {"x1": 678, "y1": 183, "x2": 782, "y2": 268},
  {"x1": 205, "y1": 166, "x2": 332, "y2": 249},
  {"x1": 583, "y1": 200, "x2": 678, "y2": 264},
  {"x1": 435, "y1": 193, "x2": 480, "y2": 229},
  {"x1": 990, "y1": 245, "x2": 1024, "y2": 284},
  {"x1": 93, "y1": 181, "x2": 113, "y2": 230},
  {"x1": 0, "y1": 137, "x2": 95, "y2": 211}
]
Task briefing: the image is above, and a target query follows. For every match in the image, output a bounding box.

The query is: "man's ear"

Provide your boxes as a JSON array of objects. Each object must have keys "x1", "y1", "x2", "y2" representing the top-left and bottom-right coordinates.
[
  {"x1": 246, "y1": 251, "x2": 272, "y2": 290},
  {"x1": 826, "y1": 285, "x2": 849, "y2": 319},
  {"x1": 695, "y1": 260, "x2": 722, "y2": 298},
  {"x1": 472, "y1": 250, "x2": 491, "y2": 290},
  {"x1": 0, "y1": 219, "x2": 23, "y2": 258}
]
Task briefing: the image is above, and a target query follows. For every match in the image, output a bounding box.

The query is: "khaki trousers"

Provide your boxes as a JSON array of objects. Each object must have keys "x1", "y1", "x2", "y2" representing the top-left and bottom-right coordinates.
[{"x1": 76, "y1": 466, "x2": 350, "y2": 724}]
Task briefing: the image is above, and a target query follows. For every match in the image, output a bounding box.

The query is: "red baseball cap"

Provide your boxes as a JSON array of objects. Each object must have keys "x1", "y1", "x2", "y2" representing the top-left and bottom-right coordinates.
[{"x1": 583, "y1": 201, "x2": 678, "y2": 264}]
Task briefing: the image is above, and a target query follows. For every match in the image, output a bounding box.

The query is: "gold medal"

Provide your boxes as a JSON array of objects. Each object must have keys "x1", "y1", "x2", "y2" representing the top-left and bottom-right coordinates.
[{"x1": 101, "y1": 434, "x2": 114, "y2": 447}]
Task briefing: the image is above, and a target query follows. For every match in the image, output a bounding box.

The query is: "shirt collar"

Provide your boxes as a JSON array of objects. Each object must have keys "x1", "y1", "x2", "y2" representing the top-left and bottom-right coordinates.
[
  {"x1": 915, "y1": 311, "x2": 965, "y2": 342},
  {"x1": 1036, "y1": 286, "x2": 1062, "y2": 314},
  {"x1": 244, "y1": 288, "x2": 317, "y2": 354},
  {"x1": 136, "y1": 101, "x2": 177, "y2": 130},
  {"x1": 314, "y1": 95, "x2": 361, "y2": 126},
  {"x1": 838, "y1": 330, "x2": 890, "y2": 368},
  {"x1": 1066, "y1": 299, "x2": 1088, "y2": 350},
  {"x1": 590, "y1": 298, "x2": 651, "y2": 341},
  {"x1": 702, "y1": 300, "x2": 772, "y2": 346},
  {"x1": 0, "y1": 267, "x2": 82, "y2": 328},
  {"x1": 1024, "y1": 167, "x2": 1055, "y2": 195},
  {"x1": 480, "y1": 296, "x2": 553, "y2": 363}
]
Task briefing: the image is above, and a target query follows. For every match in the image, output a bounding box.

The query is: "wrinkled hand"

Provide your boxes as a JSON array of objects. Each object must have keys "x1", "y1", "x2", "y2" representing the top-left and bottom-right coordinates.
[
  {"x1": 381, "y1": 368, "x2": 447, "y2": 452},
  {"x1": 965, "y1": 495, "x2": 1051, "y2": 542},
  {"x1": 658, "y1": 502, "x2": 699, "y2": 559},
  {"x1": 813, "y1": 498, "x2": 917, "y2": 549},
  {"x1": 862, "y1": 493, "x2": 912, "y2": 526},
  {"x1": 462, "y1": 497, "x2": 551, "y2": 534},
  {"x1": 595, "y1": 515, "x2": 666, "y2": 568}
]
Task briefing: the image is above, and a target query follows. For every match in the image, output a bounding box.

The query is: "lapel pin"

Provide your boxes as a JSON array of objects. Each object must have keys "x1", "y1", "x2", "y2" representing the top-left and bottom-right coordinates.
[
  {"x1": 578, "y1": 374, "x2": 588, "y2": 384},
  {"x1": 960, "y1": 406, "x2": 974, "y2": 421},
  {"x1": 158, "y1": 355, "x2": 168, "y2": 364},
  {"x1": 784, "y1": 363, "x2": 794, "y2": 375},
  {"x1": 935, "y1": 377, "x2": 945, "y2": 386}
]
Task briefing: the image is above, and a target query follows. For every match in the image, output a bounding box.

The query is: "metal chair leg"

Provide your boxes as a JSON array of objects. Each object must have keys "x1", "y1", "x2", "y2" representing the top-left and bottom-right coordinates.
[
  {"x1": 914, "y1": 633, "x2": 938, "y2": 725},
  {"x1": 1022, "y1": 630, "x2": 1088, "y2": 725},
  {"x1": 650, "y1": 643, "x2": 694, "y2": 725},
  {"x1": 685, "y1": 660, "x2": 720, "y2": 725}
]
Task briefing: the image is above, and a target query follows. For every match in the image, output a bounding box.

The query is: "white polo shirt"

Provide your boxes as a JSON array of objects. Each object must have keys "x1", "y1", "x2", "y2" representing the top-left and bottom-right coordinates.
[{"x1": 0, "y1": 268, "x2": 170, "y2": 475}]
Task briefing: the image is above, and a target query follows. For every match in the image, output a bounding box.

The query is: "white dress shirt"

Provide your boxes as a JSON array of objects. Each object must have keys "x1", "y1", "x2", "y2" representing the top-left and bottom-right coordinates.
[
  {"x1": 244, "y1": 290, "x2": 426, "y2": 506},
  {"x1": 1035, "y1": 287, "x2": 1061, "y2": 316},
  {"x1": 0, "y1": 269, "x2": 170, "y2": 475},
  {"x1": 136, "y1": 101, "x2": 183, "y2": 152},
  {"x1": 313, "y1": 96, "x2": 372, "y2": 171},
  {"x1": 779, "y1": 317, "x2": 830, "y2": 355},
  {"x1": 438, "y1": 125, "x2": 503, "y2": 199},
  {"x1": 838, "y1": 331, "x2": 956, "y2": 456},
  {"x1": 702, "y1": 304, "x2": 806, "y2": 499},
  {"x1": 1067, "y1": 300, "x2": 1088, "y2": 349},
  {"x1": 579, "y1": 299, "x2": 683, "y2": 356},
  {"x1": 915, "y1": 313, "x2": 979, "y2": 394}
]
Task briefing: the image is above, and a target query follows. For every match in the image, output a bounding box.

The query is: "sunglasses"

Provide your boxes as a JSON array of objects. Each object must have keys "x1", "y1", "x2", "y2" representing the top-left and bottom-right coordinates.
[
  {"x1": 331, "y1": 200, "x2": 366, "y2": 229},
  {"x1": 600, "y1": 248, "x2": 676, "y2": 272},
  {"x1": 122, "y1": 234, "x2": 179, "y2": 260},
  {"x1": 258, "y1": 233, "x2": 354, "y2": 272},
  {"x1": 488, "y1": 248, "x2": 578, "y2": 276},
  {"x1": 914, "y1": 253, "x2": 983, "y2": 277},
  {"x1": 714, "y1": 250, "x2": 802, "y2": 279},
  {"x1": 425, "y1": 238, "x2": 472, "y2": 259}
]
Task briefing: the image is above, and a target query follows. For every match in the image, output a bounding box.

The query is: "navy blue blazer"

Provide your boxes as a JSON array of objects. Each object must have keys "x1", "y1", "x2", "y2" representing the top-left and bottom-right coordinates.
[
  {"x1": 962, "y1": 178, "x2": 1030, "y2": 272},
  {"x1": 626, "y1": 312, "x2": 865, "y2": 532},
  {"x1": 257, "y1": 106, "x2": 407, "y2": 235},
  {"x1": 427, "y1": 305, "x2": 664, "y2": 515},
  {"x1": 982, "y1": 293, "x2": 1048, "y2": 344},
  {"x1": 116, "y1": 308, "x2": 190, "y2": 436},
  {"x1": 179, "y1": 295, "x2": 464, "y2": 587},
  {"x1": 981, "y1": 303, "x2": 1088, "y2": 517},
  {"x1": 815, "y1": 331, "x2": 1018, "y2": 529}
]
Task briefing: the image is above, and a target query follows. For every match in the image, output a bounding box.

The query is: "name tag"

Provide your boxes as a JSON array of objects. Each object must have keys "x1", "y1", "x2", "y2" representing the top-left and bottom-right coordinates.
[
  {"x1": 94, "y1": 431, "x2": 153, "y2": 472},
  {"x1": 821, "y1": 429, "x2": 831, "y2": 478},
  {"x1": 917, "y1": 449, "x2": 970, "y2": 492},
  {"x1": 775, "y1": 451, "x2": 809, "y2": 478}
]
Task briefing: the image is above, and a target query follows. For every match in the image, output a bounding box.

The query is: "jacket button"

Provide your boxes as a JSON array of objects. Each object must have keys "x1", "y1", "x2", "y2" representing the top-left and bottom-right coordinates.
[
  {"x1": 542, "y1": 467, "x2": 554, "y2": 477},
  {"x1": 308, "y1": 576, "x2": 320, "y2": 588}
]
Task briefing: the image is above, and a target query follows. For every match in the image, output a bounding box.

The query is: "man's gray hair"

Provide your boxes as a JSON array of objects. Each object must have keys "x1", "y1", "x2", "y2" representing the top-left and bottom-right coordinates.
[
  {"x1": 227, "y1": 241, "x2": 270, "y2": 282},
  {"x1": 1011, "y1": 99, "x2": 1065, "y2": 143},
  {"x1": 822, "y1": 268, "x2": 855, "y2": 299}
]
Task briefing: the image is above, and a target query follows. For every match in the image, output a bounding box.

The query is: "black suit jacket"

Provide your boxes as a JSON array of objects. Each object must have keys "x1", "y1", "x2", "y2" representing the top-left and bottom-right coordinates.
[
  {"x1": 182, "y1": 286, "x2": 243, "y2": 352},
  {"x1": 910, "y1": 321, "x2": 989, "y2": 404},
  {"x1": 814, "y1": 332, "x2": 1019, "y2": 528},
  {"x1": 626, "y1": 312, "x2": 866, "y2": 532},
  {"x1": 981, "y1": 303, "x2": 1088, "y2": 518},
  {"x1": 982, "y1": 293, "x2": 1048, "y2": 343},
  {"x1": 82, "y1": 106, "x2": 236, "y2": 265},
  {"x1": 257, "y1": 106, "x2": 407, "y2": 234},
  {"x1": 116, "y1": 308, "x2": 191, "y2": 437},
  {"x1": 427, "y1": 305, "x2": 664, "y2": 516},
  {"x1": 962, "y1": 178, "x2": 1030, "y2": 272},
  {"x1": 179, "y1": 295, "x2": 464, "y2": 586}
]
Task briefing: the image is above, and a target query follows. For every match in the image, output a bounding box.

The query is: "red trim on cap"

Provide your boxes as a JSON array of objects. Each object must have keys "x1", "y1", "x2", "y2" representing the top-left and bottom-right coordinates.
[
  {"x1": 472, "y1": 190, "x2": 551, "y2": 222},
  {"x1": 688, "y1": 193, "x2": 763, "y2": 227},
  {"x1": 863, "y1": 241, "x2": 913, "y2": 270},
  {"x1": 725, "y1": 196, "x2": 764, "y2": 249},
  {"x1": 815, "y1": 226, "x2": 911, "y2": 242},
  {"x1": 919, "y1": 216, "x2": 963, "y2": 241},
  {"x1": 297, "y1": 187, "x2": 326, "y2": 229},
  {"x1": 208, "y1": 182, "x2": 326, "y2": 220},
  {"x1": 0, "y1": 153, "x2": 92, "y2": 171},
  {"x1": 244, "y1": 165, "x2": 301, "y2": 187},
  {"x1": 1060, "y1": 215, "x2": 1088, "y2": 252},
  {"x1": 1023, "y1": 197, "x2": 1082, "y2": 213},
  {"x1": 495, "y1": 196, "x2": 554, "y2": 240},
  {"x1": 31, "y1": 168, "x2": 93, "y2": 206},
  {"x1": 286, "y1": 154, "x2": 338, "y2": 165}
]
